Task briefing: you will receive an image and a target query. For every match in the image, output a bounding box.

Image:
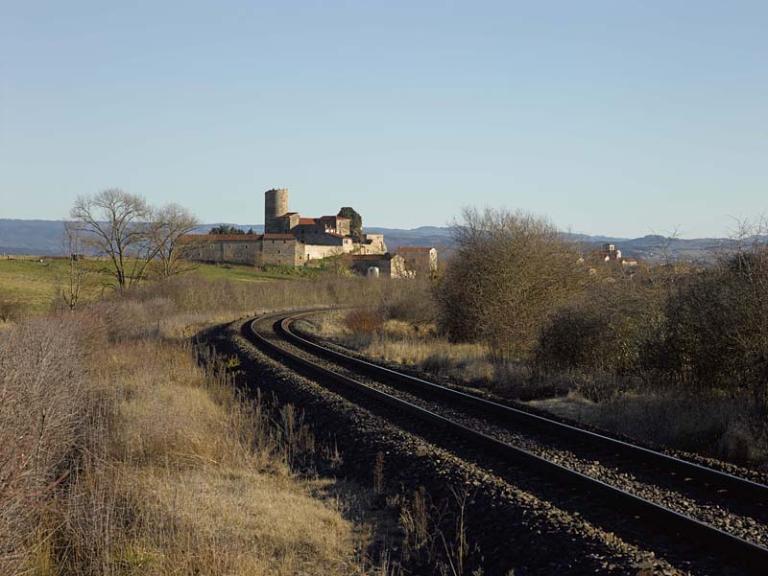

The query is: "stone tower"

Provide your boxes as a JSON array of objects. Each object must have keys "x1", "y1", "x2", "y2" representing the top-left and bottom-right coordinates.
[{"x1": 264, "y1": 188, "x2": 289, "y2": 234}]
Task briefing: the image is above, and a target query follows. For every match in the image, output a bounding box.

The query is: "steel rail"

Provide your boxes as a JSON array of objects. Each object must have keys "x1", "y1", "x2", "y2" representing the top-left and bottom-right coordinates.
[
  {"x1": 282, "y1": 311, "x2": 768, "y2": 503},
  {"x1": 245, "y1": 312, "x2": 768, "y2": 574}
]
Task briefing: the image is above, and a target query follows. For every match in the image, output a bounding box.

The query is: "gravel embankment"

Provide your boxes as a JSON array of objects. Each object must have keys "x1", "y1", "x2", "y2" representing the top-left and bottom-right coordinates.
[
  {"x1": 285, "y1": 320, "x2": 768, "y2": 549},
  {"x1": 294, "y1": 315, "x2": 768, "y2": 490},
  {"x1": 250, "y1": 315, "x2": 768, "y2": 574},
  {"x1": 200, "y1": 318, "x2": 699, "y2": 575}
]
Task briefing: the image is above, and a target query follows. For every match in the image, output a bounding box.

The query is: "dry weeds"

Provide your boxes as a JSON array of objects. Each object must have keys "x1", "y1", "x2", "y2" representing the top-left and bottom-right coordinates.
[
  {"x1": 0, "y1": 280, "x2": 400, "y2": 575},
  {"x1": 304, "y1": 309, "x2": 768, "y2": 465}
]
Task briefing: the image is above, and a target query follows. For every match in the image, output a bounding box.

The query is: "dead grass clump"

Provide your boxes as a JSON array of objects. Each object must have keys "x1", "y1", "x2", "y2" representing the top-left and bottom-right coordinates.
[
  {"x1": 536, "y1": 389, "x2": 766, "y2": 463},
  {"x1": 344, "y1": 309, "x2": 386, "y2": 336},
  {"x1": 0, "y1": 299, "x2": 26, "y2": 323},
  {"x1": 397, "y1": 485, "x2": 480, "y2": 576}
]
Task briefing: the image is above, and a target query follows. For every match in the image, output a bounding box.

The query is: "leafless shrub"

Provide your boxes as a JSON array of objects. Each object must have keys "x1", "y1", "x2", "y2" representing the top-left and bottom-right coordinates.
[
  {"x1": 535, "y1": 274, "x2": 666, "y2": 374},
  {"x1": 640, "y1": 235, "x2": 768, "y2": 441},
  {"x1": 0, "y1": 317, "x2": 89, "y2": 574},
  {"x1": 380, "y1": 278, "x2": 438, "y2": 325},
  {"x1": 437, "y1": 207, "x2": 589, "y2": 360},
  {"x1": 0, "y1": 300, "x2": 25, "y2": 323},
  {"x1": 59, "y1": 222, "x2": 92, "y2": 311},
  {"x1": 345, "y1": 308, "x2": 386, "y2": 335}
]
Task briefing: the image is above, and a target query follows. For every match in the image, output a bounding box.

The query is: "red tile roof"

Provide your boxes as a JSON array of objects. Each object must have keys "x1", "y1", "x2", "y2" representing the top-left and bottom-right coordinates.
[
  {"x1": 180, "y1": 234, "x2": 262, "y2": 242},
  {"x1": 263, "y1": 234, "x2": 297, "y2": 240},
  {"x1": 344, "y1": 253, "x2": 395, "y2": 261},
  {"x1": 298, "y1": 218, "x2": 316, "y2": 225},
  {"x1": 181, "y1": 233, "x2": 299, "y2": 242}
]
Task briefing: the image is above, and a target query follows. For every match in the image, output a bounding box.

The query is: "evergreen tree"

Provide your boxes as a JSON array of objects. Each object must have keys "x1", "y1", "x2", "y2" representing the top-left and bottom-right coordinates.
[
  {"x1": 338, "y1": 207, "x2": 363, "y2": 241},
  {"x1": 209, "y1": 224, "x2": 244, "y2": 235}
]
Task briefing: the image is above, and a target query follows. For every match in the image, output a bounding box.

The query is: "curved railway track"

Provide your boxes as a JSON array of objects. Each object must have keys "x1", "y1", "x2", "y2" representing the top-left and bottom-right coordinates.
[{"x1": 245, "y1": 309, "x2": 768, "y2": 574}]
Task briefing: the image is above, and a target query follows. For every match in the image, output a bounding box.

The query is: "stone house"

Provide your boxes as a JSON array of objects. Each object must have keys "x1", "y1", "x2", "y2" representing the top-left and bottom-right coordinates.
[
  {"x1": 396, "y1": 246, "x2": 438, "y2": 277},
  {"x1": 344, "y1": 253, "x2": 407, "y2": 278}
]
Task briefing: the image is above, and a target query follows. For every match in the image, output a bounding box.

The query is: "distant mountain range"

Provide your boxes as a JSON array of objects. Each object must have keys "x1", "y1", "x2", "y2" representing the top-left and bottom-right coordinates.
[
  {"x1": 0, "y1": 220, "x2": 70, "y2": 256},
  {"x1": 0, "y1": 218, "x2": 753, "y2": 263}
]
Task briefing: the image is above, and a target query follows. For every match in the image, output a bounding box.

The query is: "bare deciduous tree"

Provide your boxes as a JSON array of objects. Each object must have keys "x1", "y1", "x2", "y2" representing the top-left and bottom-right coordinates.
[
  {"x1": 60, "y1": 222, "x2": 91, "y2": 310},
  {"x1": 70, "y1": 189, "x2": 157, "y2": 292},
  {"x1": 150, "y1": 203, "x2": 200, "y2": 278}
]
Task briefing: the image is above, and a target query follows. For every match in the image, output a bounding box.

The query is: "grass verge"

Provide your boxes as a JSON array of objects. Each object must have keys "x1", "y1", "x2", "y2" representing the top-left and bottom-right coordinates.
[{"x1": 1, "y1": 292, "x2": 390, "y2": 574}]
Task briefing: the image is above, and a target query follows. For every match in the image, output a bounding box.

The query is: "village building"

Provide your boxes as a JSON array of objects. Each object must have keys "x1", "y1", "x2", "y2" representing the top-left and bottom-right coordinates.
[
  {"x1": 581, "y1": 243, "x2": 638, "y2": 273},
  {"x1": 599, "y1": 243, "x2": 622, "y2": 262},
  {"x1": 183, "y1": 189, "x2": 434, "y2": 277},
  {"x1": 396, "y1": 246, "x2": 438, "y2": 277},
  {"x1": 343, "y1": 253, "x2": 407, "y2": 278}
]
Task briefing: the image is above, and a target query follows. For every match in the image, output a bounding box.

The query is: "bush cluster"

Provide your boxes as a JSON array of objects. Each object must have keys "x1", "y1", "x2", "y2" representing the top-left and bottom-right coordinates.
[
  {"x1": 435, "y1": 208, "x2": 767, "y2": 445},
  {"x1": 436, "y1": 208, "x2": 588, "y2": 360},
  {"x1": 535, "y1": 277, "x2": 665, "y2": 374}
]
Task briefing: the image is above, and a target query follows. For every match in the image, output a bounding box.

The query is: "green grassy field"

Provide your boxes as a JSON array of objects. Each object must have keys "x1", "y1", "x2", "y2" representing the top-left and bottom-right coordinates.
[{"x1": 0, "y1": 257, "x2": 318, "y2": 314}]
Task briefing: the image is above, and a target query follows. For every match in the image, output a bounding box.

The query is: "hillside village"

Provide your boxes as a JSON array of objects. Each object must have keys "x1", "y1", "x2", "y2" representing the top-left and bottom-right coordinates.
[{"x1": 184, "y1": 188, "x2": 438, "y2": 278}]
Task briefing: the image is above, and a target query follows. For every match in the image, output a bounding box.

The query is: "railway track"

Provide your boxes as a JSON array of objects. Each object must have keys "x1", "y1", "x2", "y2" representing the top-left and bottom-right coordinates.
[{"x1": 245, "y1": 310, "x2": 768, "y2": 574}]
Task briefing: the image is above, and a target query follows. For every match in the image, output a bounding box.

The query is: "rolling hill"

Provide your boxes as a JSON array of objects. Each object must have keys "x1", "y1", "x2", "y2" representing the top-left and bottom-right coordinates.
[{"x1": 0, "y1": 219, "x2": 751, "y2": 263}]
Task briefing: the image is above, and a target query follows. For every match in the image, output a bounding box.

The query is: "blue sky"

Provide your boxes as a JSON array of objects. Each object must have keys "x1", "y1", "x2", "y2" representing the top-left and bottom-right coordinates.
[{"x1": 1, "y1": 1, "x2": 766, "y2": 237}]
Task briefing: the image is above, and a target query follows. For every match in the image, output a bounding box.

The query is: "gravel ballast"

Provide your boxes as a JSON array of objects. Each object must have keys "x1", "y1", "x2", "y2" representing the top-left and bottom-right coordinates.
[{"x1": 200, "y1": 318, "x2": 699, "y2": 575}]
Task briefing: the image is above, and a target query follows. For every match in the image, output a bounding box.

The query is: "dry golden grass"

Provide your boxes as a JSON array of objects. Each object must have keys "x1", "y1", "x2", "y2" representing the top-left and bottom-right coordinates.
[
  {"x1": 305, "y1": 313, "x2": 499, "y2": 387},
  {"x1": 119, "y1": 466, "x2": 355, "y2": 576},
  {"x1": 1, "y1": 292, "x2": 383, "y2": 575},
  {"x1": 531, "y1": 390, "x2": 768, "y2": 463},
  {"x1": 80, "y1": 334, "x2": 364, "y2": 575},
  {"x1": 304, "y1": 310, "x2": 768, "y2": 464},
  {"x1": 1, "y1": 274, "x2": 501, "y2": 575}
]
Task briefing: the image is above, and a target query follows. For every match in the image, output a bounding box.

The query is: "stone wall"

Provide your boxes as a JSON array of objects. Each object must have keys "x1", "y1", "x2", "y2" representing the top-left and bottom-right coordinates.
[
  {"x1": 185, "y1": 237, "x2": 262, "y2": 266},
  {"x1": 360, "y1": 233, "x2": 387, "y2": 255},
  {"x1": 184, "y1": 234, "x2": 304, "y2": 267},
  {"x1": 304, "y1": 243, "x2": 347, "y2": 262},
  {"x1": 262, "y1": 236, "x2": 304, "y2": 266}
]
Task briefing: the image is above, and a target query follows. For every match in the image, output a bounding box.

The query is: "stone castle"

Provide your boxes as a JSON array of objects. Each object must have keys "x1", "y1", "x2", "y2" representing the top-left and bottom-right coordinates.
[{"x1": 184, "y1": 188, "x2": 436, "y2": 277}]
